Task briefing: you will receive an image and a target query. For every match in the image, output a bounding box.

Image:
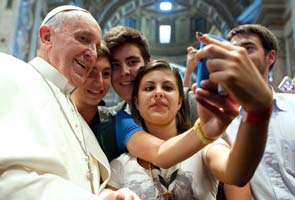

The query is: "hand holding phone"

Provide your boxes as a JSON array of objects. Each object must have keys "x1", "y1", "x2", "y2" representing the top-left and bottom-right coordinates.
[{"x1": 196, "y1": 34, "x2": 228, "y2": 95}]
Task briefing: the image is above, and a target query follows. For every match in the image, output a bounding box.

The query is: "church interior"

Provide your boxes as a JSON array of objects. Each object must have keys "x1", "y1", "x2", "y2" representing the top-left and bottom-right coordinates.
[{"x1": 0, "y1": 0, "x2": 294, "y2": 104}]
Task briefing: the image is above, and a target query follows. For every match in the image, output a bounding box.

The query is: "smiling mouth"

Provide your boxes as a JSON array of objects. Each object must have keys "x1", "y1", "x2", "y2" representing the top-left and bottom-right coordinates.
[{"x1": 88, "y1": 89, "x2": 103, "y2": 95}]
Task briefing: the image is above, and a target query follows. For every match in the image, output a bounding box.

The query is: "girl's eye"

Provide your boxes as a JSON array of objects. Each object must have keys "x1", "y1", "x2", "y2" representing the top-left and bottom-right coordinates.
[
  {"x1": 163, "y1": 85, "x2": 174, "y2": 91},
  {"x1": 144, "y1": 86, "x2": 154, "y2": 91}
]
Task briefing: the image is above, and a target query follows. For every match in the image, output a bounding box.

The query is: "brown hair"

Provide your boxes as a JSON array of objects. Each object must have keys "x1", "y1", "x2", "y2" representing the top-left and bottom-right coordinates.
[{"x1": 104, "y1": 26, "x2": 151, "y2": 65}]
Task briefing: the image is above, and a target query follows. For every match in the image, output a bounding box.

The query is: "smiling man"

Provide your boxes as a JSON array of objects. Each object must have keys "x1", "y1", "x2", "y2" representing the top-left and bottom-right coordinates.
[{"x1": 0, "y1": 5, "x2": 139, "y2": 200}]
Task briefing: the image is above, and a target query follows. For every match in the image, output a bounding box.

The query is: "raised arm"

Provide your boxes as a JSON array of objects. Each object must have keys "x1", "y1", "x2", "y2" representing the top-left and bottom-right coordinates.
[
  {"x1": 117, "y1": 95, "x2": 238, "y2": 169},
  {"x1": 183, "y1": 46, "x2": 198, "y2": 87},
  {"x1": 194, "y1": 33, "x2": 272, "y2": 186}
]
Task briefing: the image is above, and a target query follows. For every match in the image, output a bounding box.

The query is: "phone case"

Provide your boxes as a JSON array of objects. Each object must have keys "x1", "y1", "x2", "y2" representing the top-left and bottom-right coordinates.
[{"x1": 196, "y1": 34, "x2": 228, "y2": 95}]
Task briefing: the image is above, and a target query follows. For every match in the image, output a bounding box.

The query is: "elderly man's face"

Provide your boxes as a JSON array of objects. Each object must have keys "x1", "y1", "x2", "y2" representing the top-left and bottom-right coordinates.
[{"x1": 48, "y1": 12, "x2": 102, "y2": 87}]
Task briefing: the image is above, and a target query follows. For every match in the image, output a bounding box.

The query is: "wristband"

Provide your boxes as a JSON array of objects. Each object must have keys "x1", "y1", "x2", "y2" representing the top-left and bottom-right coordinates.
[
  {"x1": 193, "y1": 118, "x2": 218, "y2": 145},
  {"x1": 242, "y1": 103, "x2": 273, "y2": 124}
]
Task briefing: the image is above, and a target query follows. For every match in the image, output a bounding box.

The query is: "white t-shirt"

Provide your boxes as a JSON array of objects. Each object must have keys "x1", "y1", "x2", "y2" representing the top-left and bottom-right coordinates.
[{"x1": 109, "y1": 138, "x2": 228, "y2": 200}]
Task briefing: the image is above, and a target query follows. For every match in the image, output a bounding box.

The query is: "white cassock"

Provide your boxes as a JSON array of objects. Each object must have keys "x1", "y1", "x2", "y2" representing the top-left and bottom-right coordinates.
[{"x1": 0, "y1": 53, "x2": 111, "y2": 199}]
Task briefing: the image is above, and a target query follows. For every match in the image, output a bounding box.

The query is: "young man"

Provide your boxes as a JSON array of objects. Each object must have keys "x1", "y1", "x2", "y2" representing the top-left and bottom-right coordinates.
[
  {"x1": 185, "y1": 24, "x2": 294, "y2": 199},
  {"x1": 0, "y1": 5, "x2": 139, "y2": 200},
  {"x1": 224, "y1": 24, "x2": 295, "y2": 200}
]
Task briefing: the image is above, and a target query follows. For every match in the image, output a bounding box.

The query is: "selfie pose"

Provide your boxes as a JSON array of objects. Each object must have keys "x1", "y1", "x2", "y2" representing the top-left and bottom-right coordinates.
[{"x1": 108, "y1": 58, "x2": 272, "y2": 199}]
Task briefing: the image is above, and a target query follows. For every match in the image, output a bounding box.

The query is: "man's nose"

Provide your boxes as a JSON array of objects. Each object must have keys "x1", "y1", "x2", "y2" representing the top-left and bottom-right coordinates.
[
  {"x1": 121, "y1": 63, "x2": 131, "y2": 76},
  {"x1": 95, "y1": 73, "x2": 103, "y2": 85},
  {"x1": 85, "y1": 44, "x2": 97, "y2": 61}
]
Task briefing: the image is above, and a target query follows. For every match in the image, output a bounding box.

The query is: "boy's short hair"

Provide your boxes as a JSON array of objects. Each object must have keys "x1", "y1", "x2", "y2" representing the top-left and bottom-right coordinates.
[{"x1": 104, "y1": 26, "x2": 151, "y2": 64}]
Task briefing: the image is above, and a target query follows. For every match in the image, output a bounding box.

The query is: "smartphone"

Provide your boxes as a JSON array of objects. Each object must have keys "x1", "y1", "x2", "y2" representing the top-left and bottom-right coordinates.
[
  {"x1": 197, "y1": 34, "x2": 228, "y2": 95},
  {"x1": 278, "y1": 76, "x2": 295, "y2": 92}
]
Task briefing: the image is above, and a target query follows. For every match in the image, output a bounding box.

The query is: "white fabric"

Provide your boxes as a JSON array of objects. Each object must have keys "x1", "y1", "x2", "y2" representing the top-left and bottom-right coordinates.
[
  {"x1": 41, "y1": 5, "x2": 88, "y2": 25},
  {"x1": 226, "y1": 92, "x2": 295, "y2": 200},
  {"x1": 0, "y1": 53, "x2": 110, "y2": 199},
  {"x1": 109, "y1": 138, "x2": 227, "y2": 200}
]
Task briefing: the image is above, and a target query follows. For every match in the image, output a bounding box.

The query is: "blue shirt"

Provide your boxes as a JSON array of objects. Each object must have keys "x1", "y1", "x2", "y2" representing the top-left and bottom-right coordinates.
[
  {"x1": 226, "y1": 92, "x2": 295, "y2": 200},
  {"x1": 115, "y1": 111, "x2": 144, "y2": 153}
]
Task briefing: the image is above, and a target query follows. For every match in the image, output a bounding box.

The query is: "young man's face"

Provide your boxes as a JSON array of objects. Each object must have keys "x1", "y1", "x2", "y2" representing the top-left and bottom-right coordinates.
[
  {"x1": 46, "y1": 12, "x2": 102, "y2": 87},
  {"x1": 230, "y1": 34, "x2": 273, "y2": 81},
  {"x1": 110, "y1": 43, "x2": 145, "y2": 103},
  {"x1": 72, "y1": 56, "x2": 111, "y2": 107}
]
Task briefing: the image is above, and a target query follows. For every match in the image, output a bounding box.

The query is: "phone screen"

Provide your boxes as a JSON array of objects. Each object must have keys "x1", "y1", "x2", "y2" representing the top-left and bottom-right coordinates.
[{"x1": 278, "y1": 76, "x2": 294, "y2": 92}]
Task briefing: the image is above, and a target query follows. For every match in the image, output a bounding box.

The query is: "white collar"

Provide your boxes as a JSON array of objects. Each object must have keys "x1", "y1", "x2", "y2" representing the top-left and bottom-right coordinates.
[{"x1": 29, "y1": 57, "x2": 75, "y2": 94}]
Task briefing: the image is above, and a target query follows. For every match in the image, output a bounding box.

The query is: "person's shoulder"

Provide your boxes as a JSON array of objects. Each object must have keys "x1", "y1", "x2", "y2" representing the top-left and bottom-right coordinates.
[
  {"x1": 0, "y1": 54, "x2": 40, "y2": 86},
  {"x1": 116, "y1": 110, "x2": 132, "y2": 118},
  {"x1": 0, "y1": 53, "x2": 23, "y2": 63},
  {"x1": 0, "y1": 53, "x2": 31, "y2": 72}
]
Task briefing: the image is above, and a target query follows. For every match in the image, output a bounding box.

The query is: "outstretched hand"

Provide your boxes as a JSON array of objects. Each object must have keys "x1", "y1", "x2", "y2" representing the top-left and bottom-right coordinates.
[
  {"x1": 183, "y1": 46, "x2": 199, "y2": 87},
  {"x1": 194, "y1": 33, "x2": 272, "y2": 112},
  {"x1": 105, "y1": 188, "x2": 141, "y2": 200}
]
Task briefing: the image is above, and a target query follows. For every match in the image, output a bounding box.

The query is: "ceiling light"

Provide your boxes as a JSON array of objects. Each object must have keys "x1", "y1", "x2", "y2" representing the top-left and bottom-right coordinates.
[{"x1": 160, "y1": 1, "x2": 172, "y2": 11}]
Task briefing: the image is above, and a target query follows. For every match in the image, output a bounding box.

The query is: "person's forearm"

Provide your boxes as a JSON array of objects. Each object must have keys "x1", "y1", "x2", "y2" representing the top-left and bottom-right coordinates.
[
  {"x1": 183, "y1": 66, "x2": 194, "y2": 87},
  {"x1": 224, "y1": 183, "x2": 252, "y2": 200},
  {"x1": 128, "y1": 128, "x2": 206, "y2": 168},
  {"x1": 155, "y1": 128, "x2": 207, "y2": 168},
  {"x1": 224, "y1": 119, "x2": 270, "y2": 186}
]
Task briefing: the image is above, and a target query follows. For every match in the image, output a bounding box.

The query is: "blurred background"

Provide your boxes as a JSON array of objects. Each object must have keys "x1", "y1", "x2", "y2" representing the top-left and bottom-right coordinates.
[{"x1": 0, "y1": 0, "x2": 294, "y2": 105}]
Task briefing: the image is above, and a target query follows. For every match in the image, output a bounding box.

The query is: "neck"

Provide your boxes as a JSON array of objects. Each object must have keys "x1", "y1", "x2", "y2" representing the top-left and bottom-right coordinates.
[{"x1": 74, "y1": 102, "x2": 97, "y2": 124}]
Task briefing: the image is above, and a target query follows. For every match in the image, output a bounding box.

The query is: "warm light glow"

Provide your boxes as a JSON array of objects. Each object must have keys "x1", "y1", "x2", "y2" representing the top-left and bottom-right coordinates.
[
  {"x1": 159, "y1": 25, "x2": 171, "y2": 44},
  {"x1": 160, "y1": 2, "x2": 172, "y2": 11}
]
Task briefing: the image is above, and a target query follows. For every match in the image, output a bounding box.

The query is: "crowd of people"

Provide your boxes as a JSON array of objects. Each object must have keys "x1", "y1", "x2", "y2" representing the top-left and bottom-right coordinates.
[{"x1": 0, "y1": 4, "x2": 294, "y2": 200}]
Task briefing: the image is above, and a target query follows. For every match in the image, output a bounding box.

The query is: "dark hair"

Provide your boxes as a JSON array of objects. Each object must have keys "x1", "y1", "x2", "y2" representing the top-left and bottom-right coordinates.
[
  {"x1": 226, "y1": 24, "x2": 278, "y2": 70},
  {"x1": 104, "y1": 26, "x2": 151, "y2": 65},
  {"x1": 131, "y1": 60, "x2": 191, "y2": 133}
]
